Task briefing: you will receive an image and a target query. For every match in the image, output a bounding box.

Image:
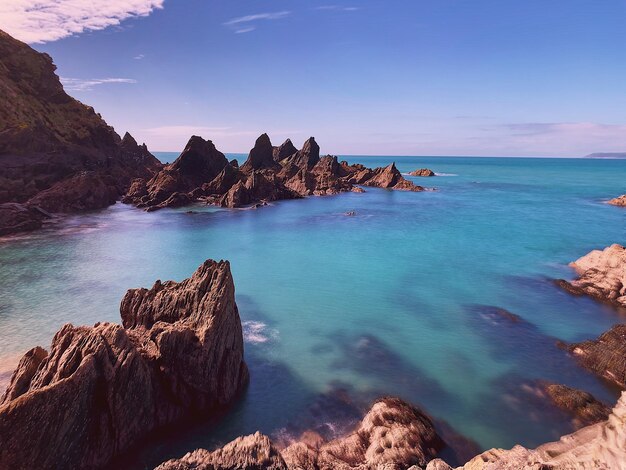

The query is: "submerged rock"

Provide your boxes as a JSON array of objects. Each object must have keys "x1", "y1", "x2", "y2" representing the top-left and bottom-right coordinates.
[
  {"x1": 410, "y1": 168, "x2": 436, "y2": 177},
  {"x1": 556, "y1": 244, "x2": 626, "y2": 308},
  {"x1": 539, "y1": 382, "x2": 610, "y2": 427},
  {"x1": 157, "y1": 397, "x2": 444, "y2": 470},
  {"x1": 567, "y1": 324, "x2": 626, "y2": 389},
  {"x1": 0, "y1": 260, "x2": 248, "y2": 469}
]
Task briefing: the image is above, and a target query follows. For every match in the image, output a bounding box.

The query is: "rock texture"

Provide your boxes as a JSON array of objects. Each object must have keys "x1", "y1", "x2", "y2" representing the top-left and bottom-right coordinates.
[
  {"x1": 0, "y1": 202, "x2": 46, "y2": 235},
  {"x1": 0, "y1": 260, "x2": 248, "y2": 469},
  {"x1": 409, "y1": 168, "x2": 436, "y2": 177},
  {"x1": 567, "y1": 324, "x2": 626, "y2": 390},
  {"x1": 124, "y1": 134, "x2": 426, "y2": 211},
  {"x1": 608, "y1": 195, "x2": 626, "y2": 207},
  {"x1": 557, "y1": 244, "x2": 626, "y2": 308},
  {"x1": 0, "y1": 28, "x2": 160, "y2": 234},
  {"x1": 157, "y1": 397, "x2": 444, "y2": 470},
  {"x1": 452, "y1": 391, "x2": 626, "y2": 470},
  {"x1": 539, "y1": 382, "x2": 611, "y2": 428}
]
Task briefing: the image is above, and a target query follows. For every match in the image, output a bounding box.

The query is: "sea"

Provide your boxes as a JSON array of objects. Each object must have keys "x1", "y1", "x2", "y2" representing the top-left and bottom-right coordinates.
[{"x1": 1, "y1": 155, "x2": 624, "y2": 467}]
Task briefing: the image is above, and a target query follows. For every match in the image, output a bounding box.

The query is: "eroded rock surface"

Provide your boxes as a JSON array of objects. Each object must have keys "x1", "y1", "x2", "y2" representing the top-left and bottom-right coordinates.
[
  {"x1": 0, "y1": 202, "x2": 45, "y2": 235},
  {"x1": 0, "y1": 260, "x2": 248, "y2": 469},
  {"x1": 157, "y1": 397, "x2": 444, "y2": 470},
  {"x1": 409, "y1": 168, "x2": 436, "y2": 177},
  {"x1": 557, "y1": 244, "x2": 626, "y2": 308}
]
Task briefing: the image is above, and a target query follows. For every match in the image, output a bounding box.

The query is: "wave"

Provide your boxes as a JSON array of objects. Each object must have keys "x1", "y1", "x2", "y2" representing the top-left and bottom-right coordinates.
[
  {"x1": 242, "y1": 321, "x2": 278, "y2": 344},
  {"x1": 434, "y1": 172, "x2": 458, "y2": 176}
]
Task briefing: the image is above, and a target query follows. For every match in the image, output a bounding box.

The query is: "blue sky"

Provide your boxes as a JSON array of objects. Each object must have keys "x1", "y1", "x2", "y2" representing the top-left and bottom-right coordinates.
[{"x1": 2, "y1": 0, "x2": 626, "y2": 156}]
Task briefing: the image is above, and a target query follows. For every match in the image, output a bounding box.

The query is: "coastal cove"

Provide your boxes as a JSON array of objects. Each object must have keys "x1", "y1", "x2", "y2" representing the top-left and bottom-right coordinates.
[{"x1": 0, "y1": 155, "x2": 625, "y2": 468}]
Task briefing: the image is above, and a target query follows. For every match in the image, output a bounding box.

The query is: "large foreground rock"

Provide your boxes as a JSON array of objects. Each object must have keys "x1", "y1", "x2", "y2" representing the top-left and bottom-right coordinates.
[
  {"x1": 557, "y1": 244, "x2": 626, "y2": 308},
  {"x1": 0, "y1": 260, "x2": 248, "y2": 469},
  {"x1": 156, "y1": 397, "x2": 444, "y2": 470}
]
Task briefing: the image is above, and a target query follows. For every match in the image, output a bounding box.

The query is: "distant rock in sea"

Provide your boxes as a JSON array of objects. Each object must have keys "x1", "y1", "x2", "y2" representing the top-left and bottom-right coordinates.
[
  {"x1": 124, "y1": 134, "x2": 426, "y2": 211},
  {"x1": 585, "y1": 152, "x2": 626, "y2": 159},
  {"x1": 0, "y1": 28, "x2": 161, "y2": 235},
  {"x1": 409, "y1": 168, "x2": 436, "y2": 177},
  {"x1": 556, "y1": 244, "x2": 626, "y2": 308},
  {"x1": 608, "y1": 195, "x2": 626, "y2": 207},
  {"x1": 0, "y1": 260, "x2": 248, "y2": 469}
]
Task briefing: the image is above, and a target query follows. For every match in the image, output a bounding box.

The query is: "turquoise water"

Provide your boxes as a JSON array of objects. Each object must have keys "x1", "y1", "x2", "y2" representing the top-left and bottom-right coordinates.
[{"x1": 1, "y1": 156, "x2": 625, "y2": 466}]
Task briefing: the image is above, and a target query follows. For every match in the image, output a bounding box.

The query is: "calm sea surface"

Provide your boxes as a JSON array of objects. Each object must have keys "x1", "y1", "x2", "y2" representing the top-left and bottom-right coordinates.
[{"x1": 1, "y1": 156, "x2": 625, "y2": 467}]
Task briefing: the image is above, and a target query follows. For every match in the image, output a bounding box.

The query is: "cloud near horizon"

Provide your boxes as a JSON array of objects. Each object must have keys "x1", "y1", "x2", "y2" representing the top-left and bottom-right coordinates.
[
  {"x1": 0, "y1": 0, "x2": 164, "y2": 43},
  {"x1": 61, "y1": 77, "x2": 137, "y2": 91}
]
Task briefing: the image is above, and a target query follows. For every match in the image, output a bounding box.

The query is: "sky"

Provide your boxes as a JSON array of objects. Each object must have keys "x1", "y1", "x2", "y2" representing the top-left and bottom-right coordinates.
[{"x1": 1, "y1": 0, "x2": 626, "y2": 156}]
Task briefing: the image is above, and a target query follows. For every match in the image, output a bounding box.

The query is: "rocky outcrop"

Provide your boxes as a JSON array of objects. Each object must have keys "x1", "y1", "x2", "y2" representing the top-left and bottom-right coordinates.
[
  {"x1": 449, "y1": 391, "x2": 626, "y2": 470},
  {"x1": 557, "y1": 244, "x2": 626, "y2": 308},
  {"x1": 0, "y1": 202, "x2": 45, "y2": 235},
  {"x1": 126, "y1": 134, "x2": 428, "y2": 211},
  {"x1": 608, "y1": 195, "x2": 626, "y2": 207},
  {"x1": 157, "y1": 397, "x2": 444, "y2": 470},
  {"x1": 0, "y1": 260, "x2": 248, "y2": 469},
  {"x1": 0, "y1": 28, "x2": 160, "y2": 233},
  {"x1": 539, "y1": 382, "x2": 611, "y2": 427},
  {"x1": 409, "y1": 168, "x2": 436, "y2": 177},
  {"x1": 567, "y1": 324, "x2": 626, "y2": 389}
]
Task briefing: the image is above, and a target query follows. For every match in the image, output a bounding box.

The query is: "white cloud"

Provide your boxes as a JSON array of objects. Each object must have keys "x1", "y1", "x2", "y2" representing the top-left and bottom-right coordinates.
[
  {"x1": 0, "y1": 0, "x2": 164, "y2": 44},
  {"x1": 61, "y1": 77, "x2": 137, "y2": 91},
  {"x1": 134, "y1": 53, "x2": 145, "y2": 60},
  {"x1": 316, "y1": 5, "x2": 359, "y2": 11},
  {"x1": 223, "y1": 11, "x2": 290, "y2": 33}
]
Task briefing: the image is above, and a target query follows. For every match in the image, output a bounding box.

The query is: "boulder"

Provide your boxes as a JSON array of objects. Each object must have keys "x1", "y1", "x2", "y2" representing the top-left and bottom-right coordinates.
[
  {"x1": 608, "y1": 195, "x2": 626, "y2": 207},
  {"x1": 0, "y1": 260, "x2": 248, "y2": 469},
  {"x1": 410, "y1": 168, "x2": 436, "y2": 177},
  {"x1": 556, "y1": 244, "x2": 626, "y2": 307}
]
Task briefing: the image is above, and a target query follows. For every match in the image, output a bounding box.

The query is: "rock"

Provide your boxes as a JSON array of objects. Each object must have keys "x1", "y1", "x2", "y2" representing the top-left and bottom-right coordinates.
[
  {"x1": 156, "y1": 432, "x2": 288, "y2": 470},
  {"x1": 608, "y1": 195, "x2": 626, "y2": 207},
  {"x1": 0, "y1": 28, "x2": 160, "y2": 220},
  {"x1": 567, "y1": 324, "x2": 626, "y2": 389},
  {"x1": 27, "y1": 171, "x2": 119, "y2": 212},
  {"x1": 453, "y1": 391, "x2": 626, "y2": 469},
  {"x1": 158, "y1": 397, "x2": 444, "y2": 470},
  {"x1": 0, "y1": 202, "x2": 44, "y2": 235},
  {"x1": 410, "y1": 168, "x2": 436, "y2": 177},
  {"x1": 345, "y1": 211, "x2": 357, "y2": 216},
  {"x1": 282, "y1": 137, "x2": 321, "y2": 169},
  {"x1": 556, "y1": 244, "x2": 626, "y2": 308},
  {"x1": 273, "y1": 138, "x2": 298, "y2": 162},
  {"x1": 241, "y1": 133, "x2": 280, "y2": 173},
  {"x1": 539, "y1": 382, "x2": 610, "y2": 427},
  {"x1": 0, "y1": 260, "x2": 248, "y2": 469},
  {"x1": 203, "y1": 163, "x2": 245, "y2": 195},
  {"x1": 362, "y1": 163, "x2": 425, "y2": 192},
  {"x1": 426, "y1": 459, "x2": 453, "y2": 470}
]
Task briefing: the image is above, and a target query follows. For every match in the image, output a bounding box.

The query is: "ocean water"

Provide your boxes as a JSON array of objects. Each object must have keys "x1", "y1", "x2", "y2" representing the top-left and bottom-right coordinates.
[{"x1": 1, "y1": 156, "x2": 625, "y2": 467}]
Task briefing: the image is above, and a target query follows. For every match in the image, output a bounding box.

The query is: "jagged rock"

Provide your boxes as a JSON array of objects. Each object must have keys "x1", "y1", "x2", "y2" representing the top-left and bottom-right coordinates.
[
  {"x1": 0, "y1": 202, "x2": 44, "y2": 235},
  {"x1": 158, "y1": 397, "x2": 444, "y2": 470},
  {"x1": 538, "y1": 382, "x2": 610, "y2": 427},
  {"x1": 241, "y1": 133, "x2": 280, "y2": 173},
  {"x1": 410, "y1": 168, "x2": 436, "y2": 177},
  {"x1": 122, "y1": 177, "x2": 148, "y2": 203},
  {"x1": 220, "y1": 180, "x2": 250, "y2": 208},
  {"x1": 202, "y1": 163, "x2": 245, "y2": 195},
  {"x1": 27, "y1": 171, "x2": 119, "y2": 212},
  {"x1": 567, "y1": 324, "x2": 626, "y2": 389},
  {"x1": 362, "y1": 163, "x2": 425, "y2": 191},
  {"x1": 452, "y1": 392, "x2": 626, "y2": 469},
  {"x1": 0, "y1": 260, "x2": 248, "y2": 469},
  {"x1": 273, "y1": 138, "x2": 298, "y2": 162},
  {"x1": 0, "y1": 28, "x2": 160, "y2": 224},
  {"x1": 608, "y1": 195, "x2": 626, "y2": 207},
  {"x1": 282, "y1": 137, "x2": 321, "y2": 169},
  {"x1": 556, "y1": 244, "x2": 626, "y2": 307}
]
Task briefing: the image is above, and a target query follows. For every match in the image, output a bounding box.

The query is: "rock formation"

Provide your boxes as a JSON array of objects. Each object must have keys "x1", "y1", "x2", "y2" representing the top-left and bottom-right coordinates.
[
  {"x1": 567, "y1": 324, "x2": 626, "y2": 390},
  {"x1": 0, "y1": 202, "x2": 47, "y2": 235},
  {"x1": 539, "y1": 382, "x2": 611, "y2": 427},
  {"x1": 0, "y1": 28, "x2": 161, "y2": 235},
  {"x1": 556, "y1": 244, "x2": 626, "y2": 308},
  {"x1": 0, "y1": 260, "x2": 248, "y2": 469},
  {"x1": 157, "y1": 397, "x2": 445, "y2": 470},
  {"x1": 124, "y1": 134, "x2": 426, "y2": 211},
  {"x1": 440, "y1": 391, "x2": 626, "y2": 470},
  {"x1": 409, "y1": 168, "x2": 436, "y2": 177},
  {"x1": 608, "y1": 195, "x2": 626, "y2": 207}
]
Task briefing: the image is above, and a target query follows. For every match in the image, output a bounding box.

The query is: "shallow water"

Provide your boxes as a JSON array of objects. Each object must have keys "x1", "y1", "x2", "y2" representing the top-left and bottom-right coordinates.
[{"x1": 1, "y1": 156, "x2": 625, "y2": 466}]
